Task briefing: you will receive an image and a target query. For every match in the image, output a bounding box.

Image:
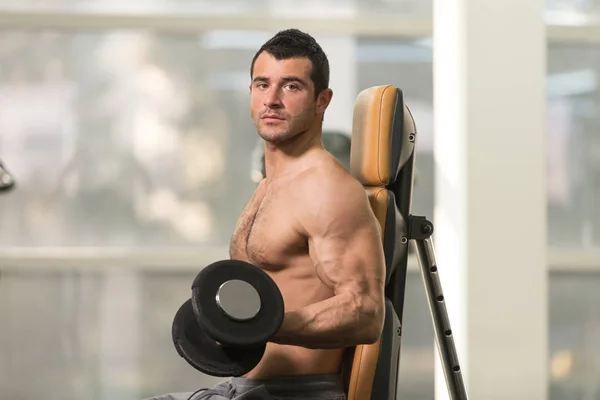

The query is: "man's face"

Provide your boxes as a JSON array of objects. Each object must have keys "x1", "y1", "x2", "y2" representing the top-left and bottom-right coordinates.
[{"x1": 250, "y1": 52, "x2": 327, "y2": 144}]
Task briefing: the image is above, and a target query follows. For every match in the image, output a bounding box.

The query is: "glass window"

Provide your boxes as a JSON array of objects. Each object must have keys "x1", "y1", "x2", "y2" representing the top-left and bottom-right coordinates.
[
  {"x1": 3, "y1": 268, "x2": 599, "y2": 400},
  {"x1": 545, "y1": 0, "x2": 599, "y2": 15},
  {"x1": 549, "y1": 272, "x2": 600, "y2": 400},
  {"x1": 0, "y1": 268, "x2": 434, "y2": 400},
  {"x1": 357, "y1": 36, "x2": 600, "y2": 249},
  {"x1": 0, "y1": 31, "x2": 437, "y2": 248},
  {"x1": 546, "y1": 42, "x2": 600, "y2": 248},
  {"x1": 5, "y1": 31, "x2": 598, "y2": 250},
  {"x1": 395, "y1": 273, "x2": 435, "y2": 399},
  {"x1": 0, "y1": 30, "x2": 263, "y2": 248}
]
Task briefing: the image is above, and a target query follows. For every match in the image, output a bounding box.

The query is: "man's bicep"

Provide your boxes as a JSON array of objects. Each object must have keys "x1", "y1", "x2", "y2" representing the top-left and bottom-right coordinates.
[
  {"x1": 308, "y1": 198, "x2": 386, "y2": 297},
  {"x1": 294, "y1": 174, "x2": 386, "y2": 342}
]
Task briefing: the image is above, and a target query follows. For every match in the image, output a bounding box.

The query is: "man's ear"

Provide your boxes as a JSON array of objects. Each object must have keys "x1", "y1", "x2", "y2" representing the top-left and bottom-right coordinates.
[{"x1": 317, "y1": 88, "x2": 333, "y2": 114}]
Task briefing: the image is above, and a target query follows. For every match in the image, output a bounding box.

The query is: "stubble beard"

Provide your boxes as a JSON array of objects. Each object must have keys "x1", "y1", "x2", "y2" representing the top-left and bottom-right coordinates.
[
  {"x1": 256, "y1": 110, "x2": 316, "y2": 145},
  {"x1": 257, "y1": 125, "x2": 293, "y2": 144}
]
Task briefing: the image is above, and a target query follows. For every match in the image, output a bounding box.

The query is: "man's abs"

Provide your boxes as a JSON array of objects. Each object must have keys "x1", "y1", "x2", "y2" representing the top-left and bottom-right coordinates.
[
  {"x1": 229, "y1": 179, "x2": 345, "y2": 378},
  {"x1": 244, "y1": 342, "x2": 344, "y2": 378},
  {"x1": 243, "y1": 265, "x2": 346, "y2": 378}
]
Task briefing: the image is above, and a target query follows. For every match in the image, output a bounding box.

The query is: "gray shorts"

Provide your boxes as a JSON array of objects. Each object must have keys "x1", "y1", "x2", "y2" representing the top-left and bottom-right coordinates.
[{"x1": 145, "y1": 374, "x2": 347, "y2": 400}]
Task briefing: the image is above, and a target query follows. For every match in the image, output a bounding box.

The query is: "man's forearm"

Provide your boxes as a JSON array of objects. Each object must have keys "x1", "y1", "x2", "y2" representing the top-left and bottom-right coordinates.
[{"x1": 270, "y1": 292, "x2": 383, "y2": 349}]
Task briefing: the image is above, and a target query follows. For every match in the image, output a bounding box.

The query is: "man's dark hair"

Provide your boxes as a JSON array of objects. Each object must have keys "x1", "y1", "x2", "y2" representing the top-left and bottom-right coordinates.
[{"x1": 250, "y1": 29, "x2": 330, "y2": 98}]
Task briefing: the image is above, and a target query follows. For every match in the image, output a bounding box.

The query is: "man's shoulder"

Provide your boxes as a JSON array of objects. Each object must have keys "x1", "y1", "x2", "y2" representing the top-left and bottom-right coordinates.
[
  {"x1": 292, "y1": 156, "x2": 371, "y2": 225},
  {"x1": 297, "y1": 156, "x2": 364, "y2": 200}
]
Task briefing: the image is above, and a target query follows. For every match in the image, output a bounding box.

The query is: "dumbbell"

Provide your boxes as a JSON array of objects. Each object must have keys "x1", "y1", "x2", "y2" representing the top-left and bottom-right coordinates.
[
  {"x1": 172, "y1": 260, "x2": 285, "y2": 377},
  {"x1": 0, "y1": 162, "x2": 15, "y2": 192}
]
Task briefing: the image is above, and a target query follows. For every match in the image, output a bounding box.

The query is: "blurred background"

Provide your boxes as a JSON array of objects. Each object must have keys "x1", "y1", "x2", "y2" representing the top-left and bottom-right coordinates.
[{"x1": 0, "y1": 0, "x2": 599, "y2": 399}]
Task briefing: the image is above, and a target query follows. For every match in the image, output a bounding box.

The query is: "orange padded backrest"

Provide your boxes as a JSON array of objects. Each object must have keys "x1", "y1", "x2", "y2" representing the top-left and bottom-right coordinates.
[
  {"x1": 346, "y1": 85, "x2": 416, "y2": 400},
  {"x1": 345, "y1": 187, "x2": 387, "y2": 399}
]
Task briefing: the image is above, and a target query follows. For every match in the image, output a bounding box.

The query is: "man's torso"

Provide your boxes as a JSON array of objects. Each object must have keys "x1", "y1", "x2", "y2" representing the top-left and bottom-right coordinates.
[{"x1": 229, "y1": 162, "x2": 346, "y2": 378}]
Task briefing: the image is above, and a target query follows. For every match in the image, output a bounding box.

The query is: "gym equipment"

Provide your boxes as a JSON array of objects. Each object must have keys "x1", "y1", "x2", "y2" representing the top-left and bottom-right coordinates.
[
  {"x1": 172, "y1": 260, "x2": 285, "y2": 377},
  {"x1": 0, "y1": 161, "x2": 15, "y2": 192},
  {"x1": 343, "y1": 85, "x2": 468, "y2": 399},
  {"x1": 174, "y1": 84, "x2": 468, "y2": 400}
]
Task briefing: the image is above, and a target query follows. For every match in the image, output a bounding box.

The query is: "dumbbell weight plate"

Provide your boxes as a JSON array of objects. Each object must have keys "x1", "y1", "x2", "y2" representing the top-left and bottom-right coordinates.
[
  {"x1": 172, "y1": 298, "x2": 266, "y2": 377},
  {"x1": 191, "y1": 260, "x2": 285, "y2": 348},
  {"x1": 0, "y1": 163, "x2": 15, "y2": 192}
]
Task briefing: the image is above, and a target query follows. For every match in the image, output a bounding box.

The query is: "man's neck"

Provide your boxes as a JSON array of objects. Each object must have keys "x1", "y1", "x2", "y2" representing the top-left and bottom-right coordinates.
[{"x1": 264, "y1": 129, "x2": 323, "y2": 182}]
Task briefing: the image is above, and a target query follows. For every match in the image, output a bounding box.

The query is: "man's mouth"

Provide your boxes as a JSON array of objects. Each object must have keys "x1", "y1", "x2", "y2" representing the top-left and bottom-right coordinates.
[{"x1": 261, "y1": 114, "x2": 284, "y2": 121}]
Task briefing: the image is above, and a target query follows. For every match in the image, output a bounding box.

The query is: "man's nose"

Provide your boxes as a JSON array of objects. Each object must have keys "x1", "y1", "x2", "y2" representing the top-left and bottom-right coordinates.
[{"x1": 264, "y1": 88, "x2": 282, "y2": 108}]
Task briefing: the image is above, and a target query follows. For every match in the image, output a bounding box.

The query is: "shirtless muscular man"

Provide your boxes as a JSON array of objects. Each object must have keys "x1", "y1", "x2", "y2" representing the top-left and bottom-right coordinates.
[{"x1": 150, "y1": 28, "x2": 386, "y2": 400}]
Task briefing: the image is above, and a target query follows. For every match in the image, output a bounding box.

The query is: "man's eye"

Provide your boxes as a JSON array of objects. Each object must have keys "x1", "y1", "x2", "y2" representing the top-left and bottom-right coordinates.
[{"x1": 286, "y1": 84, "x2": 299, "y2": 91}]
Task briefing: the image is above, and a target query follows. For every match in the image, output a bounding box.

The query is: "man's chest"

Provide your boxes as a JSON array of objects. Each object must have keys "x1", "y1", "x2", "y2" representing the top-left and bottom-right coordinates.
[{"x1": 230, "y1": 186, "x2": 307, "y2": 269}]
